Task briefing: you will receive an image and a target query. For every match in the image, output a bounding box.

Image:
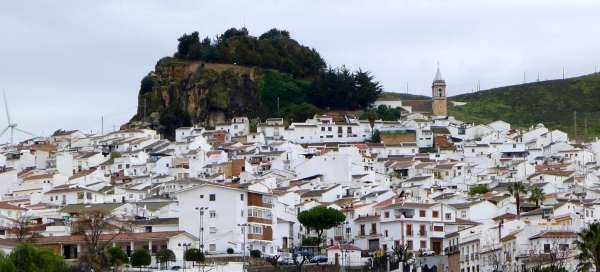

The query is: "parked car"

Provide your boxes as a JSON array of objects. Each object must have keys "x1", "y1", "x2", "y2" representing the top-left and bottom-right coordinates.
[
  {"x1": 421, "y1": 250, "x2": 435, "y2": 256},
  {"x1": 310, "y1": 255, "x2": 328, "y2": 263}
]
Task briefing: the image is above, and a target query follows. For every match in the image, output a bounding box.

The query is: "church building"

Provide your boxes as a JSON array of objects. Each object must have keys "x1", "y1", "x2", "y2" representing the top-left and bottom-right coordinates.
[{"x1": 431, "y1": 64, "x2": 448, "y2": 118}]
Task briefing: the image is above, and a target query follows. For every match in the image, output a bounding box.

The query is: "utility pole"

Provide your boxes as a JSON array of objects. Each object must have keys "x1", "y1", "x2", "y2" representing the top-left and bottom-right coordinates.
[
  {"x1": 238, "y1": 223, "x2": 249, "y2": 271},
  {"x1": 573, "y1": 111, "x2": 577, "y2": 142},
  {"x1": 195, "y1": 207, "x2": 207, "y2": 252},
  {"x1": 101, "y1": 116, "x2": 104, "y2": 136},
  {"x1": 406, "y1": 82, "x2": 408, "y2": 94},
  {"x1": 523, "y1": 72, "x2": 526, "y2": 83},
  {"x1": 143, "y1": 98, "x2": 147, "y2": 120},
  {"x1": 584, "y1": 115, "x2": 588, "y2": 141}
]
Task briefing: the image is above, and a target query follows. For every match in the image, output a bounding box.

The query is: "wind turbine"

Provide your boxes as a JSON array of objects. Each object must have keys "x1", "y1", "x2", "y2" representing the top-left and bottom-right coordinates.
[{"x1": 0, "y1": 91, "x2": 36, "y2": 144}]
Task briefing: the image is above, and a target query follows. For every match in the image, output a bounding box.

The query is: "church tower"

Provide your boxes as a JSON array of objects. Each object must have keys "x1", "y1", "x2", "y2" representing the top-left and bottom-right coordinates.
[{"x1": 431, "y1": 63, "x2": 447, "y2": 117}]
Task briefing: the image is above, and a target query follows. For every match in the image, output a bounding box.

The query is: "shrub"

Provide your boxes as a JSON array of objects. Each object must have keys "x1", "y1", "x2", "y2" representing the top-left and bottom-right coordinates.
[
  {"x1": 250, "y1": 249, "x2": 262, "y2": 258},
  {"x1": 469, "y1": 184, "x2": 490, "y2": 195},
  {"x1": 184, "y1": 248, "x2": 205, "y2": 264},
  {"x1": 130, "y1": 249, "x2": 151, "y2": 268},
  {"x1": 156, "y1": 249, "x2": 176, "y2": 269},
  {"x1": 105, "y1": 247, "x2": 128, "y2": 269}
]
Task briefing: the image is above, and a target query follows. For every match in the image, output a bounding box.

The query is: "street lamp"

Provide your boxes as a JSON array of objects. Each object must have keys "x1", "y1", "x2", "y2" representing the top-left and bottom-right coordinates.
[
  {"x1": 342, "y1": 221, "x2": 351, "y2": 269},
  {"x1": 238, "y1": 223, "x2": 249, "y2": 271},
  {"x1": 178, "y1": 242, "x2": 192, "y2": 272},
  {"x1": 195, "y1": 207, "x2": 208, "y2": 252}
]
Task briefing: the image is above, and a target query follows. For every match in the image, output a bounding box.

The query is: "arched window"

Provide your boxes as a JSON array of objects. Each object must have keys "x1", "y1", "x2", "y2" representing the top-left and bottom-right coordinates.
[{"x1": 437, "y1": 88, "x2": 444, "y2": 97}]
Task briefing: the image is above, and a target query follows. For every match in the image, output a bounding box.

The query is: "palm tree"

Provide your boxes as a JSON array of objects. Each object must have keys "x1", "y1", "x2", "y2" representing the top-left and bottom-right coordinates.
[
  {"x1": 576, "y1": 223, "x2": 600, "y2": 272},
  {"x1": 529, "y1": 186, "x2": 545, "y2": 207},
  {"x1": 508, "y1": 182, "x2": 527, "y2": 218}
]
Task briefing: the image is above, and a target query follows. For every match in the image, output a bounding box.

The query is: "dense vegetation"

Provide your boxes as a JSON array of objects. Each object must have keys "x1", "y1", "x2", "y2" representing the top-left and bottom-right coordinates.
[
  {"x1": 360, "y1": 105, "x2": 403, "y2": 121},
  {"x1": 450, "y1": 73, "x2": 600, "y2": 138},
  {"x1": 174, "y1": 28, "x2": 325, "y2": 78},
  {"x1": 259, "y1": 67, "x2": 382, "y2": 119},
  {"x1": 0, "y1": 243, "x2": 68, "y2": 272},
  {"x1": 132, "y1": 27, "x2": 383, "y2": 138}
]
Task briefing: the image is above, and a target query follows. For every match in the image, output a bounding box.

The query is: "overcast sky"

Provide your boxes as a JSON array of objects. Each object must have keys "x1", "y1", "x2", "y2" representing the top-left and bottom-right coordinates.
[{"x1": 1, "y1": 0, "x2": 599, "y2": 142}]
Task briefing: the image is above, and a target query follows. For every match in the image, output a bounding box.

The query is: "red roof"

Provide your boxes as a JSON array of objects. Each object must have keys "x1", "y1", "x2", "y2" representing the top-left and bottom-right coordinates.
[
  {"x1": 69, "y1": 167, "x2": 97, "y2": 181},
  {"x1": 32, "y1": 231, "x2": 190, "y2": 244},
  {"x1": 529, "y1": 231, "x2": 577, "y2": 240},
  {"x1": 0, "y1": 202, "x2": 27, "y2": 211}
]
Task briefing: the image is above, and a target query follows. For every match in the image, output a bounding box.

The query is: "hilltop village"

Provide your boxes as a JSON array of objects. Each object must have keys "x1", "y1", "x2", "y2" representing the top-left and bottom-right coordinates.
[{"x1": 0, "y1": 68, "x2": 599, "y2": 271}]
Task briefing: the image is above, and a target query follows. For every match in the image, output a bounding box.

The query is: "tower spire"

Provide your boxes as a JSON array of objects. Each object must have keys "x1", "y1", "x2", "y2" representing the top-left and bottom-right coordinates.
[{"x1": 433, "y1": 61, "x2": 444, "y2": 82}]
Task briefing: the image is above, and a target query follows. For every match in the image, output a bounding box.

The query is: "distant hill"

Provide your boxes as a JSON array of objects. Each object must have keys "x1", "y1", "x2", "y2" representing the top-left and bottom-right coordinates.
[
  {"x1": 380, "y1": 92, "x2": 430, "y2": 100},
  {"x1": 449, "y1": 73, "x2": 600, "y2": 138}
]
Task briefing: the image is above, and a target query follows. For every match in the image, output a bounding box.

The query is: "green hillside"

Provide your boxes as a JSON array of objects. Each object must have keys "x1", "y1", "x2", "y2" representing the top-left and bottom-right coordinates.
[{"x1": 450, "y1": 73, "x2": 600, "y2": 139}]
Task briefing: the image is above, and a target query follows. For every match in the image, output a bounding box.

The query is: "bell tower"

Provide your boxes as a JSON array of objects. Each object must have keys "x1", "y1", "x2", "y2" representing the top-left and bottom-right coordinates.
[{"x1": 431, "y1": 63, "x2": 447, "y2": 117}]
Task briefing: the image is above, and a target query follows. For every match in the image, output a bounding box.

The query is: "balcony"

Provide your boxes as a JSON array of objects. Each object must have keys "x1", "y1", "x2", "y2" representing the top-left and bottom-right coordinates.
[{"x1": 444, "y1": 245, "x2": 459, "y2": 255}]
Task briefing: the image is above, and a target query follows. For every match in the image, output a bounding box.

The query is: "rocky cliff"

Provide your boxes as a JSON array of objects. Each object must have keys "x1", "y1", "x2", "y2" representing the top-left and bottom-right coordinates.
[
  {"x1": 125, "y1": 28, "x2": 382, "y2": 139},
  {"x1": 128, "y1": 57, "x2": 264, "y2": 134}
]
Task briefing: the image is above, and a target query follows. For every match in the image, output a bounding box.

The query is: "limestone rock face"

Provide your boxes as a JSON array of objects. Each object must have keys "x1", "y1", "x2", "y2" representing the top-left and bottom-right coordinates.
[{"x1": 127, "y1": 57, "x2": 263, "y2": 130}]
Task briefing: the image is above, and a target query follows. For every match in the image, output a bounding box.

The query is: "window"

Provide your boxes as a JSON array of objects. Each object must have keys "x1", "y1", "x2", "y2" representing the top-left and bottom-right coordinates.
[
  {"x1": 240, "y1": 194, "x2": 244, "y2": 201},
  {"x1": 384, "y1": 230, "x2": 388, "y2": 237},
  {"x1": 406, "y1": 224, "x2": 413, "y2": 235},
  {"x1": 209, "y1": 244, "x2": 216, "y2": 252},
  {"x1": 407, "y1": 240, "x2": 413, "y2": 250},
  {"x1": 209, "y1": 227, "x2": 217, "y2": 234},
  {"x1": 321, "y1": 127, "x2": 325, "y2": 131},
  {"x1": 371, "y1": 223, "x2": 377, "y2": 235},
  {"x1": 433, "y1": 225, "x2": 444, "y2": 232},
  {"x1": 419, "y1": 210, "x2": 426, "y2": 217},
  {"x1": 544, "y1": 244, "x2": 551, "y2": 253},
  {"x1": 432, "y1": 211, "x2": 439, "y2": 218},
  {"x1": 209, "y1": 194, "x2": 216, "y2": 201},
  {"x1": 420, "y1": 240, "x2": 426, "y2": 249},
  {"x1": 384, "y1": 211, "x2": 390, "y2": 218},
  {"x1": 328, "y1": 127, "x2": 332, "y2": 131},
  {"x1": 360, "y1": 224, "x2": 365, "y2": 236},
  {"x1": 419, "y1": 225, "x2": 426, "y2": 236},
  {"x1": 250, "y1": 225, "x2": 263, "y2": 234},
  {"x1": 559, "y1": 244, "x2": 569, "y2": 251},
  {"x1": 209, "y1": 211, "x2": 216, "y2": 218},
  {"x1": 145, "y1": 226, "x2": 152, "y2": 232},
  {"x1": 461, "y1": 210, "x2": 467, "y2": 218}
]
